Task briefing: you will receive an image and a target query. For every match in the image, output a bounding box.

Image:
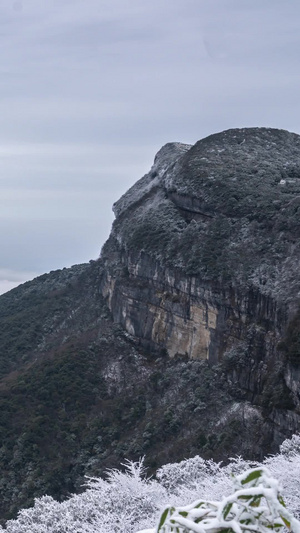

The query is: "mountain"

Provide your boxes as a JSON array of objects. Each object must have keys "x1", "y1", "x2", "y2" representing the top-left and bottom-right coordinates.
[{"x1": 0, "y1": 127, "x2": 300, "y2": 521}]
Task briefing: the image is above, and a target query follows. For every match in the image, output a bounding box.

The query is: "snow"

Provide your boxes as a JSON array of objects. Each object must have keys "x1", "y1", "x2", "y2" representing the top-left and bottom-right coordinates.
[{"x1": 1, "y1": 437, "x2": 300, "y2": 532}]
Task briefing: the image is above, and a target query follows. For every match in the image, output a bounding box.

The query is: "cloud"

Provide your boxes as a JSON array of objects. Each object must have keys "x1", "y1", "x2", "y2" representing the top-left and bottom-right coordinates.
[
  {"x1": 0, "y1": 280, "x2": 23, "y2": 295},
  {"x1": 0, "y1": 268, "x2": 38, "y2": 295},
  {"x1": 0, "y1": 0, "x2": 300, "y2": 286},
  {"x1": 0, "y1": 268, "x2": 37, "y2": 282}
]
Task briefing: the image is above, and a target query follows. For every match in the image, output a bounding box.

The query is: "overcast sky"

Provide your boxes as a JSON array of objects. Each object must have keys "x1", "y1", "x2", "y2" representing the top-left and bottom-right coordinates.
[{"x1": 0, "y1": 0, "x2": 300, "y2": 294}]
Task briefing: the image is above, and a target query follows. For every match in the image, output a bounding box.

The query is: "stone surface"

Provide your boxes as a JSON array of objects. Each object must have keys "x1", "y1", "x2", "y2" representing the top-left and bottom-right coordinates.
[{"x1": 101, "y1": 126, "x2": 300, "y2": 425}]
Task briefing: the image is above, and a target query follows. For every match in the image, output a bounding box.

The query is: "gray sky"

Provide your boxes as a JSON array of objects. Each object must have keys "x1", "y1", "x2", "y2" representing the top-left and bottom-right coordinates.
[{"x1": 1, "y1": 0, "x2": 300, "y2": 294}]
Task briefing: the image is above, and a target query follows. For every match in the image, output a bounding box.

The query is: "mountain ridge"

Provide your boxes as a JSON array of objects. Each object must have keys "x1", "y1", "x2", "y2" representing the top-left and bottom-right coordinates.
[{"x1": 0, "y1": 127, "x2": 300, "y2": 521}]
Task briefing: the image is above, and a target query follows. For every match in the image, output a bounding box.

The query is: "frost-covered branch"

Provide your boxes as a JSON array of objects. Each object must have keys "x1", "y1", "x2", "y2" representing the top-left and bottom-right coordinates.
[
  {"x1": 139, "y1": 466, "x2": 300, "y2": 533},
  {"x1": 2, "y1": 436, "x2": 300, "y2": 533}
]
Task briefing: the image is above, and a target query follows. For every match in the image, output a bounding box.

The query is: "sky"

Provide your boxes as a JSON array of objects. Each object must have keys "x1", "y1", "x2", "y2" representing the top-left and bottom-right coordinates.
[{"x1": 0, "y1": 0, "x2": 300, "y2": 294}]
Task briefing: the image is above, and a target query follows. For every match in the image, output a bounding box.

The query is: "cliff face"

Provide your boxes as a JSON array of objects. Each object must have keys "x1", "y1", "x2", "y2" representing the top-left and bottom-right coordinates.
[
  {"x1": 101, "y1": 127, "x2": 300, "y2": 416},
  {"x1": 102, "y1": 247, "x2": 281, "y2": 363}
]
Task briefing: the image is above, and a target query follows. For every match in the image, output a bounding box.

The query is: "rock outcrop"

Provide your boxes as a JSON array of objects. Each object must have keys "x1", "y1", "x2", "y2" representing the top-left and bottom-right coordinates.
[{"x1": 101, "y1": 126, "x2": 300, "y2": 418}]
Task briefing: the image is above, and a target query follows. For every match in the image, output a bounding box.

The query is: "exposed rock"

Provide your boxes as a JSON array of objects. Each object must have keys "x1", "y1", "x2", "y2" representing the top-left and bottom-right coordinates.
[{"x1": 101, "y1": 126, "x2": 300, "y2": 430}]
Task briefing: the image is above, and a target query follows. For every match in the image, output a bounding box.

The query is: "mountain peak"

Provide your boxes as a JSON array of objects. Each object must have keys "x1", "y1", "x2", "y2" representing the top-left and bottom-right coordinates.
[{"x1": 1, "y1": 127, "x2": 300, "y2": 521}]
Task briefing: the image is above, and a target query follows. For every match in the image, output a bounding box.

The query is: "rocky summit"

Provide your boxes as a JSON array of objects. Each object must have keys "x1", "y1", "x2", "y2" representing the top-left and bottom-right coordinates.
[{"x1": 0, "y1": 127, "x2": 300, "y2": 521}]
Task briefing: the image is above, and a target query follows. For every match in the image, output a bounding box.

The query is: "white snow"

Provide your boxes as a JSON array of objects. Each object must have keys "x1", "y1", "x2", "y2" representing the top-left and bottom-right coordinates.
[{"x1": 2, "y1": 436, "x2": 300, "y2": 532}]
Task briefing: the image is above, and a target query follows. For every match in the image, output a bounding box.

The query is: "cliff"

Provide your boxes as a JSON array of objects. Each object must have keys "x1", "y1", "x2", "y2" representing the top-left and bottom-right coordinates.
[
  {"x1": 101, "y1": 127, "x2": 300, "y2": 436},
  {"x1": 102, "y1": 128, "x2": 300, "y2": 390},
  {"x1": 0, "y1": 127, "x2": 300, "y2": 521}
]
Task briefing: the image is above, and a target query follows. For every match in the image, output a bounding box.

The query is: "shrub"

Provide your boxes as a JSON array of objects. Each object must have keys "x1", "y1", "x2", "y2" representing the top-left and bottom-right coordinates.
[{"x1": 139, "y1": 467, "x2": 300, "y2": 533}]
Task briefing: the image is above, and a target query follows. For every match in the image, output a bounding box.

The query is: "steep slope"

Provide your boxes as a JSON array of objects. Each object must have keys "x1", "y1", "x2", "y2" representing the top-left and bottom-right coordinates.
[
  {"x1": 0, "y1": 127, "x2": 300, "y2": 521},
  {"x1": 0, "y1": 262, "x2": 272, "y2": 522}
]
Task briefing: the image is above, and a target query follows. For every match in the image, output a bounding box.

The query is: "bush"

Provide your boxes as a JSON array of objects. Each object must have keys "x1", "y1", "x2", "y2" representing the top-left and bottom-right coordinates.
[{"x1": 138, "y1": 467, "x2": 300, "y2": 533}]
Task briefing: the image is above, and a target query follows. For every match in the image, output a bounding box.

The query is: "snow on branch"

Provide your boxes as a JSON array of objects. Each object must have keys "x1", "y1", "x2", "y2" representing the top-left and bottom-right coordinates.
[{"x1": 138, "y1": 466, "x2": 300, "y2": 533}]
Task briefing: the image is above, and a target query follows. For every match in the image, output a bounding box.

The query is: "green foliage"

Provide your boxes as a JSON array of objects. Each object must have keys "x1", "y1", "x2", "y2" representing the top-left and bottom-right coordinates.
[
  {"x1": 0, "y1": 264, "x2": 89, "y2": 379},
  {"x1": 154, "y1": 467, "x2": 300, "y2": 533},
  {"x1": 0, "y1": 342, "x2": 249, "y2": 522}
]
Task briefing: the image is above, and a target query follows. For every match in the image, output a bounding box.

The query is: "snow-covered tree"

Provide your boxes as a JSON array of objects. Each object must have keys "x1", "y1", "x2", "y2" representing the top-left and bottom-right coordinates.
[
  {"x1": 141, "y1": 466, "x2": 300, "y2": 533},
  {"x1": 1, "y1": 435, "x2": 300, "y2": 533}
]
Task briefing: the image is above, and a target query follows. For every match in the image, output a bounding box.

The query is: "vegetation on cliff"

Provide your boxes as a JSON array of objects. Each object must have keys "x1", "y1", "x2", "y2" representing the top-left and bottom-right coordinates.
[
  {"x1": 0, "y1": 269, "x2": 266, "y2": 521},
  {"x1": 0, "y1": 260, "x2": 287, "y2": 521},
  {"x1": 113, "y1": 128, "x2": 300, "y2": 300}
]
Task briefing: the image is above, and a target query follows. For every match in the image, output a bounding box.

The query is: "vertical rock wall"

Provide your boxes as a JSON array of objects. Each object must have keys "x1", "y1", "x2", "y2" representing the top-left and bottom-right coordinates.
[{"x1": 101, "y1": 244, "x2": 283, "y2": 368}]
